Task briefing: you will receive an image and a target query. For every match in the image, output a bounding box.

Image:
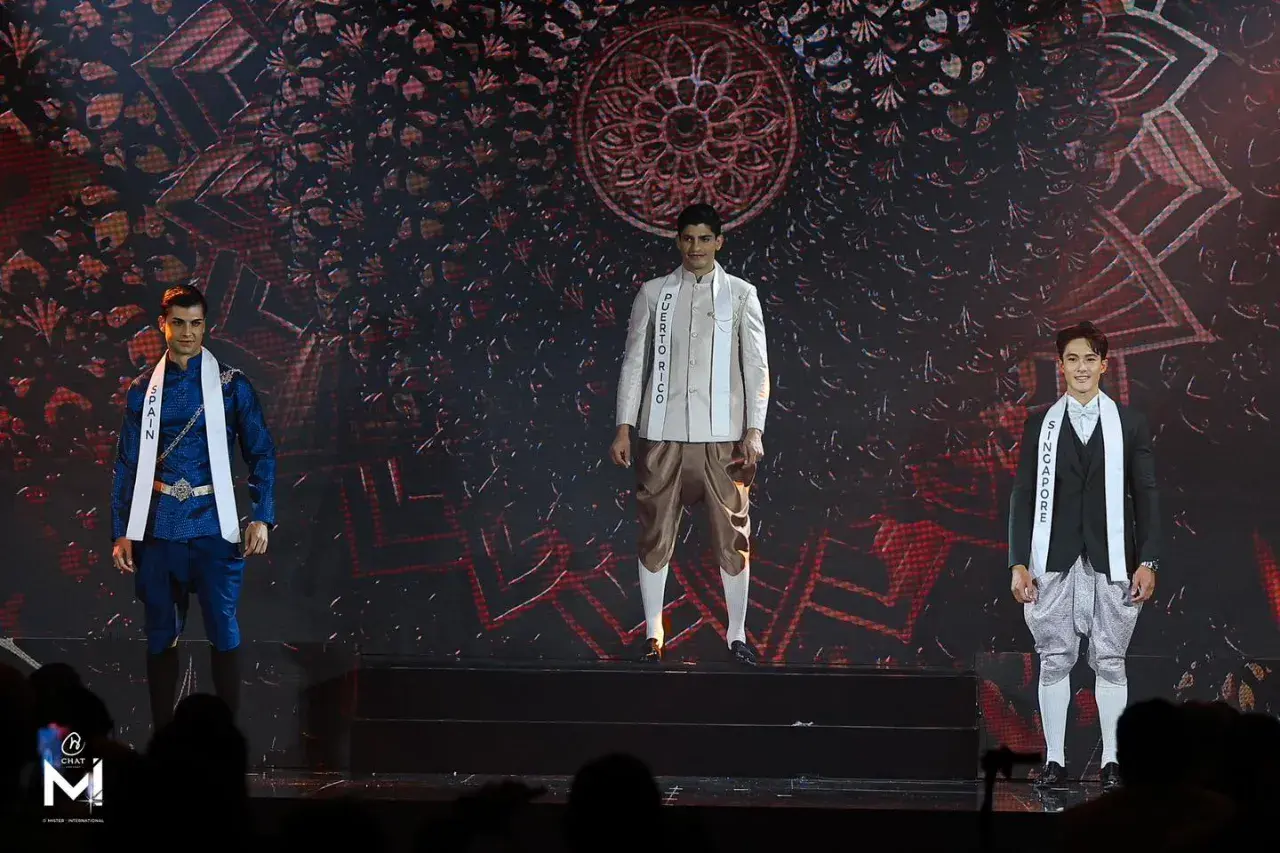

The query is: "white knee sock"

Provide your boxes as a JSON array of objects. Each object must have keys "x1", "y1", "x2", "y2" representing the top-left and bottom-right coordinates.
[
  {"x1": 1094, "y1": 679, "x2": 1127, "y2": 766},
  {"x1": 720, "y1": 566, "x2": 750, "y2": 646},
  {"x1": 638, "y1": 561, "x2": 668, "y2": 645},
  {"x1": 1038, "y1": 676, "x2": 1071, "y2": 766}
]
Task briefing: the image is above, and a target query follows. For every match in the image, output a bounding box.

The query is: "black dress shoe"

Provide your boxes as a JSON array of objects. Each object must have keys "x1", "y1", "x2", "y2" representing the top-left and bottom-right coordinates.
[
  {"x1": 1100, "y1": 762, "x2": 1121, "y2": 790},
  {"x1": 729, "y1": 640, "x2": 757, "y2": 666},
  {"x1": 639, "y1": 638, "x2": 662, "y2": 662},
  {"x1": 1034, "y1": 761, "x2": 1067, "y2": 788}
]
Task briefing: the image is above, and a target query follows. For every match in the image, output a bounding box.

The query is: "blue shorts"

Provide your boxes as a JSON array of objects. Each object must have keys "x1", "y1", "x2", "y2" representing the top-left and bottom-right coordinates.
[{"x1": 134, "y1": 536, "x2": 244, "y2": 654}]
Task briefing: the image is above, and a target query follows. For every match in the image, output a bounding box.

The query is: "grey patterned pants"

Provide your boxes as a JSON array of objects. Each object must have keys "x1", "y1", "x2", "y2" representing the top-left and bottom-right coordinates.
[{"x1": 1024, "y1": 556, "x2": 1142, "y2": 686}]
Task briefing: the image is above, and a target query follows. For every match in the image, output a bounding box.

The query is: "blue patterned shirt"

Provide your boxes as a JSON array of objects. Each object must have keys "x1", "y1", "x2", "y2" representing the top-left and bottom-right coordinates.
[{"x1": 110, "y1": 352, "x2": 277, "y2": 542}]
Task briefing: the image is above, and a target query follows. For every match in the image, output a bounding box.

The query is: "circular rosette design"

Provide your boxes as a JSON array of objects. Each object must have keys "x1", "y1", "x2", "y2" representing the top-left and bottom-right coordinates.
[{"x1": 574, "y1": 17, "x2": 799, "y2": 236}]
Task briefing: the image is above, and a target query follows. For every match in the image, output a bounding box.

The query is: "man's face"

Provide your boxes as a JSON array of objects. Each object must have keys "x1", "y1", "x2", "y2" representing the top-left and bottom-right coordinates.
[
  {"x1": 676, "y1": 224, "x2": 723, "y2": 275},
  {"x1": 1060, "y1": 337, "x2": 1106, "y2": 396},
  {"x1": 160, "y1": 304, "x2": 205, "y2": 359}
]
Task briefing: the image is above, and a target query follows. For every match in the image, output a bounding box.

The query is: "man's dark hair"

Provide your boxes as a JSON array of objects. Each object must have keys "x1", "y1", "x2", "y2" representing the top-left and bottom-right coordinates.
[
  {"x1": 676, "y1": 204, "x2": 722, "y2": 236},
  {"x1": 161, "y1": 284, "x2": 208, "y2": 317},
  {"x1": 1055, "y1": 320, "x2": 1108, "y2": 360}
]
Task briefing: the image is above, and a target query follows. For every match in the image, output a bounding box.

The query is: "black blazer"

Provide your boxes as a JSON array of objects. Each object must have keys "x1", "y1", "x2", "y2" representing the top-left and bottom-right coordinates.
[{"x1": 1008, "y1": 402, "x2": 1161, "y2": 577}]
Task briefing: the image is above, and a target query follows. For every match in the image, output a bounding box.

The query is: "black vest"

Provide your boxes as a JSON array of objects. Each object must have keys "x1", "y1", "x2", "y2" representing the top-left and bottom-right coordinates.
[{"x1": 1065, "y1": 422, "x2": 1102, "y2": 568}]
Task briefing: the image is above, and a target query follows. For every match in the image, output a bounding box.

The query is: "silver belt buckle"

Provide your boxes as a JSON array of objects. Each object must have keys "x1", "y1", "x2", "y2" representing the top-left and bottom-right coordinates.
[{"x1": 171, "y1": 478, "x2": 194, "y2": 502}]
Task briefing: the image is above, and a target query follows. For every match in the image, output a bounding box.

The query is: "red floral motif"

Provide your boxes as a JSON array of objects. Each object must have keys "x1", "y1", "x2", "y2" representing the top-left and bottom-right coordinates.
[
  {"x1": 58, "y1": 542, "x2": 89, "y2": 580},
  {"x1": 43, "y1": 387, "x2": 91, "y2": 426},
  {"x1": 793, "y1": 516, "x2": 971, "y2": 646},
  {"x1": 1253, "y1": 532, "x2": 1280, "y2": 629},
  {"x1": 0, "y1": 131, "x2": 96, "y2": 257},
  {"x1": 0, "y1": 594, "x2": 23, "y2": 636},
  {"x1": 574, "y1": 16, "x2": 798, "y2": 236},
  {"x1": 1074, "y1": 688, "x2": 1099, "y2": 727},
  {"x1": 979, "y1": 679, "x2": 1043, "y2": 753},
  {"x1": 1035, "y1": 3, "x2": 1233, "y2": 399}
]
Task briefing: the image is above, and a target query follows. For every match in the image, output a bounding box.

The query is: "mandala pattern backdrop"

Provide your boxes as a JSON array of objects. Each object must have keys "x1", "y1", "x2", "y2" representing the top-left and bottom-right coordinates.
[
  {"x1": 2, "y1": 0, "x2": 1280, "y2": 744},
  {"x1": 574, "y1": 15, "x2": 800, "y2": 236}
]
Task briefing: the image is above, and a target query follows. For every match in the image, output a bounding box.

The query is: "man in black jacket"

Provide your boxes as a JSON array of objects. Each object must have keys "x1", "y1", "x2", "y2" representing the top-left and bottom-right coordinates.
[{"x1": 1008, "y1": 321, "x2": 1160, "y2": 790}]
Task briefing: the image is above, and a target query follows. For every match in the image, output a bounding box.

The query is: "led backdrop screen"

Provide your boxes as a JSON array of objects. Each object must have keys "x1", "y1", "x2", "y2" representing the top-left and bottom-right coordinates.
[{"x1": 1, "y1": 0, "x2": 1278, "y2": 742}]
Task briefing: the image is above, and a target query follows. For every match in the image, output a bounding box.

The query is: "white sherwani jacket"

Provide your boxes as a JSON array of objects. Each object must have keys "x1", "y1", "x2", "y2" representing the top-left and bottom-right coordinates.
[{"x1": 616, "y1": 264, "x2": 770, "y2": 443}]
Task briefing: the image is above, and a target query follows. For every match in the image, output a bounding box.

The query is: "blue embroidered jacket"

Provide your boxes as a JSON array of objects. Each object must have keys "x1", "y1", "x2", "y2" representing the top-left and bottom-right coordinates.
[{"x1": 110, "y1": 352, "x2": 277, "y2": 542}]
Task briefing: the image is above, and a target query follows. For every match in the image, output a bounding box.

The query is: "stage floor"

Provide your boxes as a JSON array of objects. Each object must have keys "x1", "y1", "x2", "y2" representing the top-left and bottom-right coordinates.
[{"x1": 247, "y1": 771, "x2": 1100, "y2": 814}]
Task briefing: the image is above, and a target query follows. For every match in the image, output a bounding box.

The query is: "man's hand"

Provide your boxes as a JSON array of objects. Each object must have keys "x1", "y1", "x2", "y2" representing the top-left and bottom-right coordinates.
[
  {"x1": 1011, "y1": 565, "x2": 1036, "y2": 604},
  {"x1": 112, "y1": 537, "x2": 134, "y2": 573},
  {"x1": 743, "y1": 428, "x2": 764, "y2": 466},
  {"x1": 1130, "y1": 565, "x2": 1156, "y2": 603},
  {"x1": 609, "y1": 426, "x2": 632, "y2": 468},
  {"x1": 243, "y1": 521, "x2": 269, "y2": 556}
]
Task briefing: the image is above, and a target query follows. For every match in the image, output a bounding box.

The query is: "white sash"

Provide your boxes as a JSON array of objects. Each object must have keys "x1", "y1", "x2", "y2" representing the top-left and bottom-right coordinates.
[
  {"x1": 1098, "y1": 392, "x2": 1126, "y2": 583},
  {"x1": 645, "y1": 264, "x2": 733, "y2": 439},
  {"x1": 709, "y1": 266, "x2": 732, "y2": 438},
  {"x1": 1031, "y1": 391, "x2": 1126, "y2": 583},
  {"x1": 125, "y1": 347, "x2": 241, "y2": 543},
  {"x1": 645, "y1": 276, "x2": 679, "y2": 438}
]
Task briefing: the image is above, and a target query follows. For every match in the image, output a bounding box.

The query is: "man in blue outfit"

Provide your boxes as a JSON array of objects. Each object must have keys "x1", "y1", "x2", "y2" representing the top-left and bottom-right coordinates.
[{"x1": 110, "y1": 284, "x2": 276, "y2": 729}]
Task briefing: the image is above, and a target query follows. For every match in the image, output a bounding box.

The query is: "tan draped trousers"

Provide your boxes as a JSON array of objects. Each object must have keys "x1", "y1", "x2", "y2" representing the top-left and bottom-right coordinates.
[{"x1": 635, "y1": 440, "x2": 755, "y2": 574}]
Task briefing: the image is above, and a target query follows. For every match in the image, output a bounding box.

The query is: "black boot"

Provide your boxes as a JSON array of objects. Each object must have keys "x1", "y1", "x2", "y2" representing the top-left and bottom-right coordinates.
[
  {"x1": 1100, "y1": 762, "x2": 1122, "y2": 790},
  {"x1": 209, "y1": 646, "x2": 241, "y2": 718},
  {"x1": 146, "y1": 646, "x2": 180, "y2": 732},
  {"x1": 729, "y1": 640, "x2": 758, "y2": 666},
  {"x1": 638, "y1": 638, "x2": 662, "y2": 662},
  {"x1": 1034, "y1": 761, "x2": 1067, "y2": 788}
]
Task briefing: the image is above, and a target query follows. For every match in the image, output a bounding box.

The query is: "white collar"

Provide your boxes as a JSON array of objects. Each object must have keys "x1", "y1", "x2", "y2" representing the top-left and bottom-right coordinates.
[
  {"x1": 681, "y1": 263, "x2": 718, "y2": 286},
  {"x1": 1067, "y1": 393, "x2": 1100, "y2": 413}
]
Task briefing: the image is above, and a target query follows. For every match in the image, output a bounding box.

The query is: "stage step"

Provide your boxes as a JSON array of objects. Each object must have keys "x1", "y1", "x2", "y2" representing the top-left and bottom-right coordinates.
[{"x1": 349, "y1": 659, "x2": 980, "y2": 781}]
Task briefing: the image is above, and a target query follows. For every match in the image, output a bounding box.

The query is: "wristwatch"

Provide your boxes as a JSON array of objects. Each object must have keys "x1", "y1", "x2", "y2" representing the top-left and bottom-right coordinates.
[{"x1": 1139, "y1": 559, "x2": 1158, "y2": 572}]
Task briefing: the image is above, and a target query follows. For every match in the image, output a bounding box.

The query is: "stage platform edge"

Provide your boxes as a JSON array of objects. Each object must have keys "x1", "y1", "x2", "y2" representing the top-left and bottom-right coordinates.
[{"x1": 349, "y1": 656, "x2": 982, "y2": 781}]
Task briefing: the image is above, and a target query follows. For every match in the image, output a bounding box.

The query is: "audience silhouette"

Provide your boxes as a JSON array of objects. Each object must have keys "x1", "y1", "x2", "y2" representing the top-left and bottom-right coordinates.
[
  {"x1": 565, "y1": 753, "x2": 664, "y2": 853},
  {"x1": 2, "y1": 659, "x2": 1277, "y2": 852},
  {"x1": 1057, "y1": 697, "x2": 1279, "y2": 853}
]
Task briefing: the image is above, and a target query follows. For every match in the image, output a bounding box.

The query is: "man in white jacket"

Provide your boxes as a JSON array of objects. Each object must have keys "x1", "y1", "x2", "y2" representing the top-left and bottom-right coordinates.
[{"x1": 608, "y1": 204, "x2": 771, "y2": 665}]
